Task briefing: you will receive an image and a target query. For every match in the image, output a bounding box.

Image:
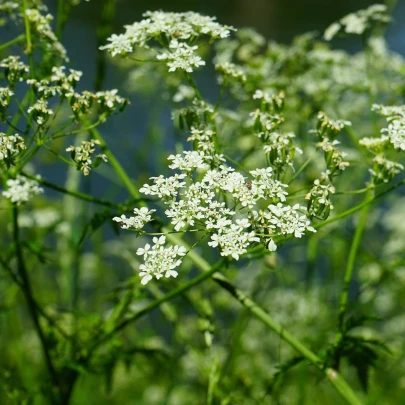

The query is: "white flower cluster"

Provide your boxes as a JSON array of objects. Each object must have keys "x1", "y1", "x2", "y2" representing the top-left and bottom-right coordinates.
[
  {"x1": 2, "y1": 175, "x2": 44, "y2": 205},
  {"x1": 0, "y1": 2, "x2": 18, "y2": 14},
  {"x1": 157, "y1": 39, "x2": 205, "y2": 73},
  {"x1": 95, "y1": 89, "x2": 127, "y2": 113},
  {"x1": 0, "y1": 133, "x2": 26, "y2": 162},
  {"x1": 262, "y1": 132, "x2": 301, "y2": 172},
  {"x1": 359, "y1": 105, "x2": 405, "y2": 184},
  {"x1": 187, "y1": 126, "x2": 217, "y2": 156},
  {"x1": 26, "y1": 8, "x2": 68, "y2": 60},
  {"x1": 0, "y1": 87, "x2": 14, "y2": 119},
  {"x1": 27, "y1": 99, "x2": 54, "y2": 126},
  {"x1": 136, "y1": 236, "x2": 187, "y2": 285},
  {"x1": 173, "y1": 85, "x2": 194, "y2": 103},
  {"x1": 253, "y1": 90, "x2": 285, "y2": 109},
  {"x1": 370, "y1": 156, "x2": 404, "y2": 184},
  {"x1": 316, "y1": 137, "x2": 349, "y2": 174},
  {"x1": 305, "y1": 179, "x2": 336, "y2": 219},
  {"x1": 312, "y1": 112, "x2": 351, "y2": 179},
  {"x1": 25, "y1": 67, "x2": 127, "y2": 122},
  {"x1": 139, "y1": 155, "x2": 306, "y2": 258},
  {"x1": 215, "y1": 62, "x2": 247, "y2": 84},
  {"x1": 18, "y1": 207, "x2": 61, "y2": 228},
  {"x1": 27, "y1": 66, "x2": 82, "y2": 99},
  {"x1": 324, "y1": 4, "x2": 390, "y2": 41},
  {"x1": 315, "y1": 111, "x2": 351, "y2": 137},
  {"x1": 101, "y1": 11, "x2": 234, "y2": 72},
  {"x1": 208, "y1": 218, "x2": 259, "y2": 260},
  {"x1": 372, "y1": 104, "x2": 405, "y2": 151},
  {"x1": 359, "y1": 136, "x2": 389, "y2": 153},
  {"x1": 168, "y1": 150, "x2": 209, "y2": 172},
  {"x1": 66, "y1": 139, "x2": 108, "y2": 176},
  {"x1": 0, "y1": 56, "x2": 30, "y2": 86},
  {"x1": 113, "y1": 207, "x2": 156, "y2": 230},
  {"x1": 251, "y1": 203, "x2": 316, "y2": 252}
]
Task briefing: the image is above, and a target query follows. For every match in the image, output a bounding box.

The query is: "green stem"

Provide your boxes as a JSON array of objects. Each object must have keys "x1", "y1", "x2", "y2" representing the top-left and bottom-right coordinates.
[
  {"x1": 185, "y1": 72, "x2": 204, "y2": 101},
  {"x1": 88, "y1": 258, "x2": 226, "y2": 352},
  {"x1": 337, "y1": 191, "x2": 372, "y2": 331},
  {"x1": 212, "y1": 273, "x2": 363, "y2": 405},
  {"x1": 21, "y1": 0, "x2": 35, "y2": 84},
  {"x1": 87, "y1": 125, "x2": 141, "y2": 200},
  {"x1": 21, "y1": 171, "x2": 133, "y2": 209},
  {"x1": 315, "y1": 179, "x2": 405, "y2": 230},
  {"x1": 0, "y1": 254, "x2": 71, "y2": 340},
  {"x1": 0, "y1": 34, "x2": 25, "y2": 51},
  {"x1": 56, "y1": 0, "x2": 67, "y2": 40},
  {"x1": 94, "y1": 0, "x2": 115, "y2": 91},
  {"x1": 12, "y1": 205, "x2": 60, "y2": 400}
]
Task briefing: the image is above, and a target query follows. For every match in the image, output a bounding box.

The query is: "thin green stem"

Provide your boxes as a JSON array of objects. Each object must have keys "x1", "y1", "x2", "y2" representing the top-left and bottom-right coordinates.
[
  {"x1": 337, "y1": 191, "x2": 373, "y2": 331},
  {"x1": 288, "y1": 152, "x2": 317, "y2": 184},
  {"x1": 315, "y1": 178, "x2": 405, "y2": 230},
  {"x1": 56, "y1": 0, "x2": 68, "y2": 40},
  {"x1": 212, "y1": 273, "x2": 363, "y2": 405},
  {"x1": 87, "y1": 124, "x2": 141, "y2": 200},
  {"x1": 11, "y1": 205, "x2": 60, "y2": 400},
  {"x1": 41, "y1": 143, "x2": 76, "y2": 166},
  {"x1": 88, "y1": 258, "x2": 227, "y2": 353},
  {"x1": 22, "y1": 0, "x2": 35, "y2": 86},
  {"x1": 185, "y1": 73, "x2": 204, "y2": 101},
  {"x1": 0, "y1": 254, "x2": 71, "y2": 341},
  {"x1": 21, "y1": 171, "x2": 135, "y2": 209},
  {"x1": 0, "y1": 34, "x2": 25, "y2": 51}
]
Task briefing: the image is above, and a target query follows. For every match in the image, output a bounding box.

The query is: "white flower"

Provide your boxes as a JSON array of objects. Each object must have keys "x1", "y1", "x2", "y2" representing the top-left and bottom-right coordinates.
[
  {"x1": 0, "y1": 133, "x2": 26, "y2": 161},
  {"x1": 95, "y1": 89, "x2": 126, "y2": 112},
  {"x1": 157, "y1": 39, "x2": 205, "y2": 73},
  {"x1": 140, "y1": 173, "x2": 187, "y2": 200},
  {"x1": 168, "y1": 150, "x2": 209, "y2": 172},
  {"x1": 253, "y1": 203, "x2": 316, "y2": 240},
  {"x1": 215, "y1": 62, "x2": 246, "y2": 83},
  {"x1": 324, "y1": 22, "x2": 340, "y2": 41},
  {"x1": 0, "y1": 56, "x2": 29, "y2": 84},
  {"x1": 136, "y1": 235, "x2": 187, "y2": 285},
  {"x1": 2, "y1": 175, "x2": 44, "y2": 205},
  {"x1": 27, "y1": 99, "x2": 54, "y2": 126},
  {"x1": 0, "y1": 87, "x2": 13, "y2": 109},
  {"x1": 113, "y1": 207, "x2": 156, "y2": 230},
  {"x1": 208, "y1": 219, "x2": 259, "y2": 260},
  {"x1": 323, "y1": 4, "x2": 390, "y2": 40},
  {"x1": 101, "y1": 11, "x2": 234, "y2": 58},
  {"x1": 372, "y1": 104, "x2": 405, "y2": 151},
  {"x1": 370, "y1": 155, "x2": 404, "y2": 184},
  {"x1": 25, "y1": 8, "x2": 68, "y2": 61},
  {"x1": 173, "y1": 85, "x2": 194, "y2": 103},
  {"x1": 267, "y1": 239, "x2": 277, "y2": 251},
  {"x1": 66, "y1": 139, "x2": 107, "y2": 175}
]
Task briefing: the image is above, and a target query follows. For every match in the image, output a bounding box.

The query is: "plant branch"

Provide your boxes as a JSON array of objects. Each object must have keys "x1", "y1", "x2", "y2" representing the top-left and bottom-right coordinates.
[
  {"x1": 11, "y1": 205, "x2": 60, "y2": 399},
  {"x1": 211, "y1": 273, "x2": 363, "y2": 405}
]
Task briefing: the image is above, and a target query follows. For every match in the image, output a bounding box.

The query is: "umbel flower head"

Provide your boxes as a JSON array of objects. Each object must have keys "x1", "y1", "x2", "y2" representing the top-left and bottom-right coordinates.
[
  {"x1": 66, "y1": 139, "x2": 108, "y2": 176},
  {"x1": 100, "y1": 11, "x2": 234, "y2": 72},
  {"x1": 324, "y1": 4, "x2": 390, "y2": 41},
  {"x1": 2, "y1": 175, "x2": 44, "y2": 205}
]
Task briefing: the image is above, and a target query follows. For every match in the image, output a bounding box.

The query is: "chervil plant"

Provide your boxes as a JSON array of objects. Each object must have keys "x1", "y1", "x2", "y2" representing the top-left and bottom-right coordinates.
[{"x1": 1, "y1": 1, "x2": 405, "y2": 404}]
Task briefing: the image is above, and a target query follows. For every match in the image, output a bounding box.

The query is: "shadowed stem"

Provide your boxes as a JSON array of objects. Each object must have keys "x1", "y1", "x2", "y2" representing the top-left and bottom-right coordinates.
[
  {"x1": 12, "y1": 205, "x2": 61, "y2": 401},
  {"x1": 334, "y1": 190, "x2": 373, "y2": 361}
]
